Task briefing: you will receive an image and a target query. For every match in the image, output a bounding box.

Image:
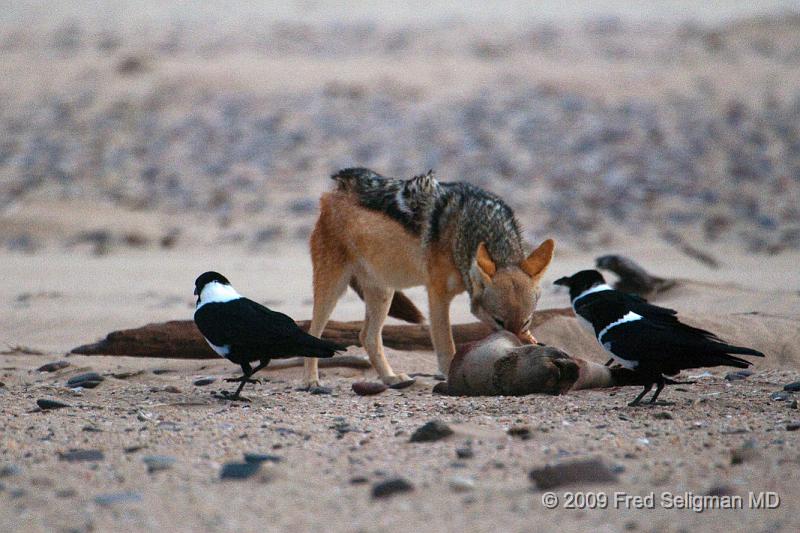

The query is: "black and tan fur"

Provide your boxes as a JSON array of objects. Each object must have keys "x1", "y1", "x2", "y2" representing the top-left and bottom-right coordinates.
[{"x1": 304, "y1": 168, "x2": 555, "y2": 387}]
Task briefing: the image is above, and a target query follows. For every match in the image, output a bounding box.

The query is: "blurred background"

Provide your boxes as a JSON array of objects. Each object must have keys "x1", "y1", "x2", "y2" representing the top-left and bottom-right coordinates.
[
  {"x1": 3, "y1": 1, "x2": 800, "y2": 250},
  {"x1": 2, "y1": 1, "x2": 800, "y2": 348}
]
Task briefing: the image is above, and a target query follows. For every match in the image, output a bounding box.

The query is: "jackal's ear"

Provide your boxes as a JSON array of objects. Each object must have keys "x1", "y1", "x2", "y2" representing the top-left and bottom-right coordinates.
[
  {"x1": 471, "y1": 242, "x2": 496, "y2": 286},
  {"x1": 520, "y1": 239, "x2": 555, "y2": 281}
]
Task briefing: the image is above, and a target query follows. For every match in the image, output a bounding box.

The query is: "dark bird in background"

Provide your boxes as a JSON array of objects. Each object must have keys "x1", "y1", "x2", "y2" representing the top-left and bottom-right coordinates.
[
  {"x1": 193, "y1": 271, "x2": 345, "y2": 400},
  {"x1": 555, "y1": 269, "x2": 764, "y2": 406}
]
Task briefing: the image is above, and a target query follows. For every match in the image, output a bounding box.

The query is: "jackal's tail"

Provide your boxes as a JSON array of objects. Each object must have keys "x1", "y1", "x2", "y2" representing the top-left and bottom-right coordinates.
[
  {"x1": 349, "y1": 278, "x2": 425, "y2": 324},
  {"x1": 331, "y1": 167, "x2": 384, "y2": 193}
]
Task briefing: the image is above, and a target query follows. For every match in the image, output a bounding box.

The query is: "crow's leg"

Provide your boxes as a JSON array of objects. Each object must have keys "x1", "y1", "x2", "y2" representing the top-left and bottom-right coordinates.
[
  {"x1": 628, "y1": 383, "x2": 653, "y2": 407},
  {"x1": 220, "y1": 362, "x2": 255, "y2": 400},
  {"x1": 649, "y1": 377, "x2": 666, "y2": 404},
  {"x1": 249, "y1": 358, "x2": 271, "y2": 376}
]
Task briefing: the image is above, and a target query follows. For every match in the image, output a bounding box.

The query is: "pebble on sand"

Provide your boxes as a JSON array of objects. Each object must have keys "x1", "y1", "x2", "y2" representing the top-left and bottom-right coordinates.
[
  {"x1": 352, "y1": 381, "x2": 388, "y2": 396},
  {"x1": 507, "y1": 426, "x2": 532, "y2": 439},
  {"x1": 730, "y1": 441, "x2": 759, "y2": 465},
  {"x1": 456, "y1": 447, "x2": 474, "y2": 459},
  {"x1": 783, "y1": 381, "x2": 800, "y2": 392},
  {"x1": 529, "y1": 458, "x2": 618, "y2": 489},
  {"x1": 37, "y1": 398, "x2": 71, "y2": 410},
  {"x1": 58, "y1": 449, "x2": 105, "y2": 462},
  {"x1": 0, "y1": 464, "x2": 21, "y2": 478},
  {"x1": 243, "y1": 453, "x2": 283, "y2": 464},
  {"x1": 94, "y1": 491, "x2": 142, "y2": 506},
  {"x1": 449, "y1": 476, "x2": 476, "y2": 492},
  {"x1": 409, "y1": 420, "x2": 454, "y2": 443},
  {"x1": 193, "y1": 377, "x2": 216, "y2": 386},
  {"x1": 143, "y1": 455, "x2": 176, "y2": 473},
  {"x1": 725, "y1": 370, "x2": 753, "y2": 381},
  {"x1": 220, "y1": 462, "x2": 261, "y2": 480},
  {"x1": 66, "y1": 372, "x2": 104, "y2": 389},
  {"x1": 37, "y1": 360, "x2": 70, "y2": 372},
  {"x1": 372, "y1": 478, "x2": 414, "y2": 499}
]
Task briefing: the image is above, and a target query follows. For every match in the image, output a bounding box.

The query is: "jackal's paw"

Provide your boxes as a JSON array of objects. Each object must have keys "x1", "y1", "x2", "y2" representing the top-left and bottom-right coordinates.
[
  {"x1": 301, "y1": 378, "x2": 322, "y2": 390},
  {"x1": 381, "y1": 373, "x2": 416, "y2": 389}
]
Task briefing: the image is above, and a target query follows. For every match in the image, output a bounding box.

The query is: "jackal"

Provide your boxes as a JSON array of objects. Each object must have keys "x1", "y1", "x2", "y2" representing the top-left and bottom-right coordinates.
[{"x1": 304, "y1": 168, "x2": 555, "y2": 387}]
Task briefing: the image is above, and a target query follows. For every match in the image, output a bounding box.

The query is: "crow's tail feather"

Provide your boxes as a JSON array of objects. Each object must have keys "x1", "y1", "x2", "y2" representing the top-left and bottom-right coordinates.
[{"x1": 296, "y1": 334, "x2": 347, "y2": 358}]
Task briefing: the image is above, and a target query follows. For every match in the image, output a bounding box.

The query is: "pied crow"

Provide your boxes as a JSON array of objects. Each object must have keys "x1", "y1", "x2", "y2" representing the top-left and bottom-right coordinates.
[
  {"x1": 194, "y1": 271, "x2": 345, "y2": 400},
  {"x1": 555, "y1": 269, "x2": 764, "y2": 406}
]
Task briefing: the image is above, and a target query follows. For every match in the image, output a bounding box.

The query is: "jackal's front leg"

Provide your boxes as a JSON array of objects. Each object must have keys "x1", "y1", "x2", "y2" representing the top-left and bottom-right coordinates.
[{"x1": 427, "y1": 289, "x2": 456, "y2": 376}]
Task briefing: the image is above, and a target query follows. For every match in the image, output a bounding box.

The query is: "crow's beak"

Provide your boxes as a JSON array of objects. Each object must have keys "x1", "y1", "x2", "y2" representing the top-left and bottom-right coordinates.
[{"x1": 553, "y1": 276, "x2": 569, "y2": 287}]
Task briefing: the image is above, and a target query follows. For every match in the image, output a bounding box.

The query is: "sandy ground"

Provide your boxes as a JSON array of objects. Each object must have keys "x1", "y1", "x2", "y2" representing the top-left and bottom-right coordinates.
[{"x1": 2, "y1": 2, "x2": 800, "y2": 532}]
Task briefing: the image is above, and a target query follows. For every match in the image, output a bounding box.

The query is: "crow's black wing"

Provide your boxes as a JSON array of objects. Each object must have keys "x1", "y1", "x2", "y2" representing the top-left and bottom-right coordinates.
[
  {"x1": 194, "y1": 298, "x2": 301, "y2": 344},
  {"x1": 601, "y1": 318, "x2": 760, "y2": 374},
  {"x1": 581, "y1": 290, "x2": 723, "y2": 342},
  {"x1": 236, "y1": 299, "x2": 345, "y2": 357},
  {"x1": 195, "y1": 299, "x2": 344, "y2": 358}
]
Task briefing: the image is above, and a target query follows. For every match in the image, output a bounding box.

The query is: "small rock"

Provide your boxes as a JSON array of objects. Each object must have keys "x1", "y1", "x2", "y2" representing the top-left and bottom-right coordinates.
[
  {"x1": 243, "y1": 453, "x2": 283, "y2": 464},
  {"x1": 37, "y1": 360, "x2": 70, "y2": 372},
  {"x1": 143, "y1": 455, "x2": 175, "y2": 473},
  {"x1": 705, "y1": 485, "x2": 736, "y2": 497},
  {"x1": 653, "y1": 412, "x2": 673, "y2": 420},
  {"x1": 789, "y1": 400, "x2": 798, "y2": 410},
  {"x1": 163, "y1": 386, "x2": 181, "y2": 393},
  {"x1": 37, "y1": 398, "x2": 70, "y2": 410},
  {"x1": 111, "y1": 370, "x2": 144, "y2": 379},
  {"x1": 507, "y1": 426, "x2": 532, "y2": 439},
  {"x1": 352, "y1": 381, "x2": 388, "y2": 396},
  {"x1": 410, "y1": 420, "x2": 454, "y2": 443},
  {"x1": 94, "y1": 491, "x2": 142, "y2": 506},
  {"x1": 124, "y1": 445, "x2": 146, "y2": 454},
  {"x1": 66, "y1": 372, "x2": 104, "y2": 389},
  {"x1": 725, "y1": 370, "x2": 753, "y2": 381},
  {"x1": 784, "y1": 381, "x2": 800, "y2": 392},
  {"x1": 388, "y1": 379, "x2": 415, "y2": 390},
  {"x1": 288, "y1": 198, "x2": 316, "y2": 214},
  {"x1": 771, "y1": 391, "x2": 790, "y2": 401},
  {"x1": 220, "y1": 462, "x2": 261, "y2": 480},
  {"x1": 309, "y1": 386, "x2": 332, "y2": 395},
  {"x1": 350, "y1": 476, "x2": 369, "y2": 484},
  {"x1": 371, "y1": 478, "x2": 414, "y2": 499},
  {"x1": 0, "y1": 464, "x2": 20, "y2": 478},
  {"x1": 456, "y1": 447, "x2": 474, "y2": 459},
  {"x1": 449, "y1": 476, "x2": 475, "y2": 492},
  {"x1": 58, "y1": 449, "x2": 104, "y2": 462},
  {"x1": 193, "y1": 377, "x2": 215, "y2": 386},
  {"x1": 529, "y1": 457, "x2": 618, "y2": 489},
  {"x1": 730, "y1": 441, "x2": 758, "y2": 465},
  {"x1": 786, "y1": 422, "x2": 800, "y2": 432}
]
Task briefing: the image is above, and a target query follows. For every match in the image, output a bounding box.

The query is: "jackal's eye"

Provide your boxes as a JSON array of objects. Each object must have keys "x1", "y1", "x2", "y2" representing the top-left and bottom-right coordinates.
[
  {"x1": 522, "y1": 316, "x2": 532, "y2": 330},
  {"x1": 493, "y1": 317, "x2": 505, "y2": 329}
]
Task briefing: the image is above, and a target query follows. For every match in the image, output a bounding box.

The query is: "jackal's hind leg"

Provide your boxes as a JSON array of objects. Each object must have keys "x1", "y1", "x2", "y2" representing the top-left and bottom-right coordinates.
[
  {"x1": 359, "y1": 284, "x2": 412, "y2": 386},
  {"x1": 304, "y1": 222, "x2": 351, "y2": 388}
]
